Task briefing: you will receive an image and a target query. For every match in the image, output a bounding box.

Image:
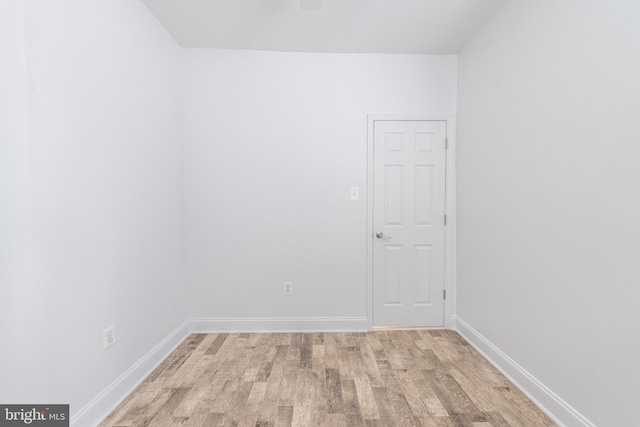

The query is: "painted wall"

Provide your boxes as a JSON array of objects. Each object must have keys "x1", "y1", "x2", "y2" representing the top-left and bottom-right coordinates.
[
  {"x1": 182, "y1": 50, "x2": 457, "y2": 321},
  {"x1": 0, "y1": 0, "x2": 36, "y2": 395},
  {"x1": 457, "y1": 1, "x2": 640, "y2": 425},
  {"x1": 0, "y1": 0, "x2": 186, "y2": 420}
]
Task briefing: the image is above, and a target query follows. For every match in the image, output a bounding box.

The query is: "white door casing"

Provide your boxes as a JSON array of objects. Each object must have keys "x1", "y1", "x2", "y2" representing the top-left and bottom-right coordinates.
[{"x1": 372, "y1": 120, "x2": 447, "y2": 327}]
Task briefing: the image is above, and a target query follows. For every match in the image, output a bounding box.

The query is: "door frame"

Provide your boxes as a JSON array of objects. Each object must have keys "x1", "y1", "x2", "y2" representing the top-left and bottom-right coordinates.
[{"x1": 367, "y1": 114, "x2": 457, "y2": 330}]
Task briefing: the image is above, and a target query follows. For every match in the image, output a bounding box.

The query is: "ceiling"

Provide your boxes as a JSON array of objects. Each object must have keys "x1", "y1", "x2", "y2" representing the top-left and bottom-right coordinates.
[{"x1": 140, "y1": 0, "x2": 506, "y2": 54}]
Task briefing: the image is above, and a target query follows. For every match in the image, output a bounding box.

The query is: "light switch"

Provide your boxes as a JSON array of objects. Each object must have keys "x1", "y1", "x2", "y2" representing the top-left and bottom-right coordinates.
[{"x1": 350, "y1": 187, "x2": 359, "y2": 201}]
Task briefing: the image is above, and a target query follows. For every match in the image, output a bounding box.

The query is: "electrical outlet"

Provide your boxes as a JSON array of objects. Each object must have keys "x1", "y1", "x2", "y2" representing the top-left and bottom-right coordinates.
[
  {"x1": 283, "y1": 282, "x2": 293, "y2": 295},
  {"x1": 103, "y1": 324, "x2": 116, "y2": 350}
]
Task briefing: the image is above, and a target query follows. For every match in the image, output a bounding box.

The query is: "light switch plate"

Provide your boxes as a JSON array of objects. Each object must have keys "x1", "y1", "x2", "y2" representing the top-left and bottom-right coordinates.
[{"x1": 350, "y1": 187, "x2": 359, "y2": 201}]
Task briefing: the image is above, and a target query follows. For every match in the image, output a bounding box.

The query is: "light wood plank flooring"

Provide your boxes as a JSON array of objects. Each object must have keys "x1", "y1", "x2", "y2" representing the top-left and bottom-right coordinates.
[{"x1": 100, "y1": 330, "x2": 556, "y2": 427}]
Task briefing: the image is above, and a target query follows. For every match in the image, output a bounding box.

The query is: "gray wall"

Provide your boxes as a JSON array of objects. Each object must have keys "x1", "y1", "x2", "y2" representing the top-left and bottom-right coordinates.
[
  {"x1": 182, "y1": 50, "x2": 457, "y2": 323},
  {"x1": 457, "y1": 1, "x2": 640, "y2": 425},
  {"x1": 0, "y1": 0, "x2": 186, "y2": 417}
]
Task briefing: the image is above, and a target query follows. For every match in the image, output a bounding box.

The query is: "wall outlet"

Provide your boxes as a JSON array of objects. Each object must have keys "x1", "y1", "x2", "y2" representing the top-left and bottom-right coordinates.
[
  {"x1": 103, "y1": 324, "x2": 116, "y2": 350},
  {"x1": 283, "y1": 282, "x2": 293, "y2": 295}
]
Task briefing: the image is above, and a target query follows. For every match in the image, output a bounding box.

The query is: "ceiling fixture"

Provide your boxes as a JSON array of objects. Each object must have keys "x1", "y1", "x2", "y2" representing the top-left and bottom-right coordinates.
[{"x1": 300, "y1": 0, "x2": 323, "y2": 11}]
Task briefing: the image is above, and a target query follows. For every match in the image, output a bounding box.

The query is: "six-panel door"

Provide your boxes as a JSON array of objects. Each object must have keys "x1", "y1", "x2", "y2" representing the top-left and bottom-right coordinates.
[{"x1": 373, "y1": 120, "x2": 447, "y2": 327}]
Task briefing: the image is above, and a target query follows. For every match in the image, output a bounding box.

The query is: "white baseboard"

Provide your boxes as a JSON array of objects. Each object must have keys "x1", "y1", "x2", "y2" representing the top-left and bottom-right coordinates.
[
  {"x1": 454, "y1": 316, "x2": 594, "y2": 427},
  {"x1": 71, "y1": 320, "x2": 190, "y2": 427},
  {"x1": 189, "y1": 316, "x2": 370, "y2": 333}
]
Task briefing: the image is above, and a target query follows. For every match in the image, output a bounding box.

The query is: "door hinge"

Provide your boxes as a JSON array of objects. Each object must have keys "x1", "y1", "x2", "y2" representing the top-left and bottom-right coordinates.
[
  {"x1": 445, "y1": 138, "x2": 449, "y2": 149},
  {"x1": 444, "y1": 214, "x2": 447, "y2": 225},
  {"x1": 443, "y1": 289, "x2": 446, "y2": 300}
]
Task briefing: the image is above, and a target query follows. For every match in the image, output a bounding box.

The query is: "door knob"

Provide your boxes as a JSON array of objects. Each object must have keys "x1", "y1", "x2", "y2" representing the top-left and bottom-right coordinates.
[{"x1": 376, "y1": 232, "x2": 391, "y2": 239}]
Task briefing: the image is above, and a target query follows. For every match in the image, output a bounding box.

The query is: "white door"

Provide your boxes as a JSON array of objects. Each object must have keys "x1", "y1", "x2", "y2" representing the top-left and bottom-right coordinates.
[{"x1": 373, "y1": 120, "x2": 447, "y2": 327}]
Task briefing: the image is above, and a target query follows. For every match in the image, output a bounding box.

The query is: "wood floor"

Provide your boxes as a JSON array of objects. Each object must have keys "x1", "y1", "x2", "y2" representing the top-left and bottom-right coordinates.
[{"x1": 100, "y1": 330, "x2": 556, "y2": 427}]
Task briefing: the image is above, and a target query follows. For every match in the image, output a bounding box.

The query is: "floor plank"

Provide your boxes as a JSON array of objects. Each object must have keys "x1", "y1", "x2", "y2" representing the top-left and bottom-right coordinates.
[{"x1": 100, "y1": 331, "x2": 557, "y2": 427}]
